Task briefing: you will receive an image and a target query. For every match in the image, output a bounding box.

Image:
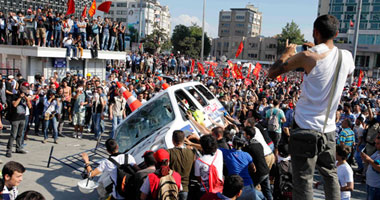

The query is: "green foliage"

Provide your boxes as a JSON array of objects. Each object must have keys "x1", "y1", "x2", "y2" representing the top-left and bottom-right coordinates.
[
  {"x1": 143, "y1": 23, "x2": 169, "y2": 54},
  {"x1": 277, "y1": 21, "x2": 306, "y2": 54},
  {"x1": 171, "y1": 24, "x2": 211, "y2": 59},
  {"x1": 128, "y1": 26, "x2": 138, "y2": 44}
]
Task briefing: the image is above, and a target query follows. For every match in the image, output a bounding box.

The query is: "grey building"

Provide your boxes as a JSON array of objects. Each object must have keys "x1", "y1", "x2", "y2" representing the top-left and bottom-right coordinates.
[
  {"x1": 218, "y1": 4, "x2": 262, "y2": 38},
  {"x1": 318, "y1": 0, "x2": 380, "y2": 75},
  {"x1": 0, "y1": 0, "x2": 91, "y2": 17},
  {"x1": 211, "y1": 36, "x2": 278, "y2": 62}
]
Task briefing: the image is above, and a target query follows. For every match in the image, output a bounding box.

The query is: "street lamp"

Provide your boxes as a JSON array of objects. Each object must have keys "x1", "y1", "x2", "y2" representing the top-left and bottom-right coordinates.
[{"x1": 200, "y1": 0, "x2": 206, "y2": 62}]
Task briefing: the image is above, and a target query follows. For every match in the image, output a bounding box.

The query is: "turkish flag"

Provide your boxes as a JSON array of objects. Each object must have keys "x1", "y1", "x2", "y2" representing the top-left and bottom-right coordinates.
[
  {"x1": 284, "y1": 75, "x2": 288, "y2": 82},
  {"x1": 97, "y1": 1, "x2": 112, "y2": 13},
  {"x1": 190, "y1": 59, "x2": 195, "y2": 74},
  {"x1": 350, "y1": 20, "x2": 354, "y2": 28},
  {"x1": 88, "y1": 0, "x2": 96, "y2": 17},
  {"x1": 223, "y1": 67, "x2": 230, "y2": 78},
  {"x1": 208, "y1": 65, "x2": 215, "y2": 77},
  {"x1": 247, "y1": 64, "x2": 252, "y2": 78},
  {"x1": 357, "y1": 70, "x2": 364, "y2": 87},
  {"x1": 277, "y1": 76, "x2": 283, "y2": 82},
  {"x1": 253, "y1": 63, "x2": 262, "y2": 79},
  {"x1": 235, "y1": 41, "x2": 244, "y2": 58},
  {"x1": 81, "y1": 5, "x2": 87, "y2": 18},
  {"x1": 198, "y1": 63, "x2": 205, "y2": 75},
  {"x1": 244, "y1": 78, "x2": 252, "y2": 86},
  {"x1": 65, "y1": 0, "x2": 75, "y2": 16},
  {"x1": 234, "y1": 64, "x2": 243, "y2": 79},
  {"x1": 231, "y1": 64, "x2": 238, "y2": 79},
  {"x1": 227, "y1": 60, "x2": 234, "y2": 69}
]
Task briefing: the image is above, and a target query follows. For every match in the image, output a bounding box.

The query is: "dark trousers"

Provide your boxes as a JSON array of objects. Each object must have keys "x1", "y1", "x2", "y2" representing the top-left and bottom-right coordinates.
[
  {"x1": 0, "y1": 29, "x2": 6, "y2": 44},
  {"x1": 7, "y1": 119, "x2": 26, "y2": 152}
]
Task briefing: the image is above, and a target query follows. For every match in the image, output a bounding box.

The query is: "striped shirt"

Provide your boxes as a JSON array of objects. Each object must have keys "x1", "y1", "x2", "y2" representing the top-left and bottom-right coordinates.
[{"x1": 337, "y1": 128, "x2": 355, "y2": 147}]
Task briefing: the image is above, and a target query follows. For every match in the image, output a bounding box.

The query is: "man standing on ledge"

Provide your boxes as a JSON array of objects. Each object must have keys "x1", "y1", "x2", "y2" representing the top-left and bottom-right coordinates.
[{"x1": 268, "y1": 15, "x2": 355, "y2": 200}]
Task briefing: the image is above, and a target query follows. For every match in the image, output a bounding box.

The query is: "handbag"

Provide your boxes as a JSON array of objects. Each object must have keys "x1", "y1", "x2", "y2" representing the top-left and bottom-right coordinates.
[{"x1": 289, "y1": 49, "x2": 342, "y2": 158}]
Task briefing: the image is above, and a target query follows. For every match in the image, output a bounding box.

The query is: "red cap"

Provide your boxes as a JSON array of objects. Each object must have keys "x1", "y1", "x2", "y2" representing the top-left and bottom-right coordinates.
[
  {"x1": 22, "y1": 82, "x2": 29, "y2": 87},
  {"x1": 154, "y1": 149, "x2": 170, "y2": 163}
]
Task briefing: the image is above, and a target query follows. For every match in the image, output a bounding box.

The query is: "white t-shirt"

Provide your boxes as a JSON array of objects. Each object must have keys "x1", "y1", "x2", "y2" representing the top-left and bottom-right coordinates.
[
  {"x1": 78, "y1": 21, "x2": 86, "y2": 33},
  {"x1": 295, "y1": 44, "x2": 355, "y2": 133},
  {"x1": 336, "y1": 162, "x2": 353, "y2": 199},
  {"x1": 96, "y1": 153, "x2": 136, "y2": 199},
  {"x1": 63, "y1": 37, "x2": 73, "y2": 46},
  {"x1": 194, "y1": 149, "x2": 224, "y2": 191},
  {"x1": 254, "y1": 127, "x2": 272, "y2": 156}
]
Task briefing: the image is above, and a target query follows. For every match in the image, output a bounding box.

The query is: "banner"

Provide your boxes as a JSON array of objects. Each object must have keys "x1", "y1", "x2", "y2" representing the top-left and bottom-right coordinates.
[
  {"x1": 235, "y1": 41, "x2": 244, "y2": 58},
  {"x1": 208, "y1": 65, "x2": 215, "y2": 77},
  {"x1": 277, "y1": 76, "x2": 283, "y2": 82},
  {"x1": 190, "y1": 59, "x2": 195, "y2": 74},
  {"x1": 252, "y1": 63, "x2": 262, "y2": 79},
  {"x1": 81, "y1": 5, "x2": 87, "y2": 17},
  {"x1": 357, "y1": 70, "x2": 364, "y2": 87},
  {"x1": 198, "y1": 63, "x2": 205, "y2": 75},
  {"x1": 97, "y1": 1, "x2": 112, "y2": 13},
  {"x1": 65, "y1": 0, "x2": 75, "y2": 16},
  {"x1": 247, "y1": 64, "x2": 252, "y2": 78},
  {"x1": 88, "y1": 0, "x2": 96, "y2": 17}
]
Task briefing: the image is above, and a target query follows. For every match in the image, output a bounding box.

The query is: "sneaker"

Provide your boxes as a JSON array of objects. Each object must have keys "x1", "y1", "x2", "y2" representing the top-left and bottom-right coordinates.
[
  {"x1": 78, "y1": 133, "x2": 82, "y2": 139},
  {"x1": 5, "y1": 152, "x2": 11, "y2": 158},
  {"x1": 41, "y1": 139, "x2": 46, "y2": 144},
  {"x1": 73, "y1": 57, "x2": 78, "y2": 60},
  {"x1": 16, "y1": 150, "x2": 27, "y2": 154},
  {"x1": 66, "y1": 56, "x2": 71, "y2": 61},
  {"x1": 73, "y1": 132, "x2": 77, "y2": 138}
]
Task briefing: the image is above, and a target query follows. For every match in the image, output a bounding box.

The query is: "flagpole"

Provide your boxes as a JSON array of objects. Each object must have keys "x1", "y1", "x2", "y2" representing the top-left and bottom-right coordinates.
[
  {"x1": 350, "y1": 0, "x2": 362, "y2": 84},
  {"x1": 200, "y1": 0, "x2": 206, "y2": 62},
  {"x1": 138, "y1": 0, "x2": 143, "y2": 44}
]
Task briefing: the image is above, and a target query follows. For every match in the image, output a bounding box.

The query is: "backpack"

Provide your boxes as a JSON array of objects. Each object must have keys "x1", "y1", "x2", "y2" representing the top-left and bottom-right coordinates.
[
  {"x1": 156, "y1": 170, "x2": 179, "y2": 200},
  {"x1": 278, "y1": 160, "x2": 293, "y2": 200},
  {"x1": 197, "y1": 151, "x2": 224, "y2": 193},
  {"x1": 108, "y1": 154, "x2": 136, "y2": 198},
  {"x1": 268, "y1": 109, "x2": 280, "y2": 132}
]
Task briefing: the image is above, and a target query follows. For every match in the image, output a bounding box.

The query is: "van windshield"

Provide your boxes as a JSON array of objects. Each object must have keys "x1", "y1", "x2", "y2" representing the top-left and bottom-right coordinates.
[{"x1": 115, "y1": 93, "x2": 175, "y2": 152}]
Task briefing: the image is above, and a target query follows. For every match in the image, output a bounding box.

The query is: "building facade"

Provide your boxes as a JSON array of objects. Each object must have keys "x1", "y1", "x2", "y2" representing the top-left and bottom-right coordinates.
[
  {"x1": 318, "y1": 0, "x2": 380, "y2": 75},
  {"x1": 0, "y1": 0, "x2": 91, "y2": 17},
  {"x1": 218, "y1": 4, "x2": 262, "y2": 38},
  {"x1": 211, "y1": 36, "x2": 278, "y2": 62}
]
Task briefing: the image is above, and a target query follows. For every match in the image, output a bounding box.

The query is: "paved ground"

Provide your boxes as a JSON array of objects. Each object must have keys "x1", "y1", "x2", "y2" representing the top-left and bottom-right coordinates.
[{"x1": 0, "y1": 120, "x2": 368, "y2": 200}]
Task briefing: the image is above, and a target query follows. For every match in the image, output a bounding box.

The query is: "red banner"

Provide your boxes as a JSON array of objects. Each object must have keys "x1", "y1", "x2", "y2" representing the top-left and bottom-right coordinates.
[
  {"x1": 65, "y1": 0, "x2": 75, "y2": 16},
  {"x1": 357, "y1": 70, "x2": 364, "y2": 87},
  {"x1": 234, "y1": 64, "x2": 243, "y2": 79},
  {"x1": 208, "y1": 65, "x2": 215, "y2": 77},
  {"x1": 231, "y1": 64, "x2": 238, "y2": 79},
  {"x1": 190, "y1": 59, "x2": 195, "y2": 74},
  {"x1": 97, "y1": 1, "x2": 112, "y2": 13},
  {"x1": 253, "y1": 63, "x2": 262, "y2": 79},
  {"x1": 81, "y1": 5, "x2": 87, "y2": 17},
  {"x1": 198, "y1": 63, "x2": 205, "y2": 75},
  {"x1": 244, "y1": 78, "x2": 252, "y2": 86},
  {"x1": 223, "y1": 67, "x2": 230, "y2": 78},
  {"x1": 284, "y1": 75, "x2": 288, "y2": 82},
  {"x1": 277, "y1": 76, "x2": 283, "y2": 82},
  {"x1": 88, "y1": 0, "x2": 96, "y2": 17},
  {"x1": 235, "y1": 41, "x2": 244, "y2": 58},
  {"x1": 247, "y1": 64, "x2": 252, "y2": 78}
]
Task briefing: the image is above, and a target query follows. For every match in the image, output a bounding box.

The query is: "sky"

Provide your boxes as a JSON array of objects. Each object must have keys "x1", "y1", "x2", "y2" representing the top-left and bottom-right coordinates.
[{"x1": 164, "y1": 0, "x2": 318, "y2": 42}]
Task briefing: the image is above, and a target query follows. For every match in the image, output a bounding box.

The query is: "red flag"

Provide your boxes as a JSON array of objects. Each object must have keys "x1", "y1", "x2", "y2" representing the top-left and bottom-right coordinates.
[
  {"x1": 244, "y1": 78, "x2": 253, "y2": 86},
  {"x1": 81, "y1": 5, "x2": 87, "y2": 18},
  {"x1": 97, "y1": 1, "x2": 112, "y2": 13},
  {"x1": 235, "y1": 41, "x2": 244, "y2": 58},
  {"x1": 227, "y1": 60, "x2": 234, "y2": 69},
  {"x1": 88, "y1": 0, "x2": 97, "y2": 17},
  {"x1": 234, "y1": 64, "x2": 243, "y2": 79},
  {"x1": 198, "y1": 63, "x2": 205, "y2": 75},
  {"x1": 277, "y1": 76, "x2": 283, "y2": 82},
  {"x1": 253, "y1": 63, "x2": 262, "y2": 79},
  {"x1": 350, "y1": 20, "x2": 354, "y2": 28},
  {"x1": 284, "y1": 76, "x2": 288, "y2": 82},
  {"x1": 247, "y1": 64, "x2": 252, "y2": 78},
  {"x1": 231, "y1": 64, "x2": 238, "y2": 79},
  {"x1": 65, "y1": 0, "x2": 75, "y2": 16},
  {"x1": 208, "y1": 65, "x2": 215, "y2": 77},
  {"x1": 223, "y1": 67, "x2": 230, "y2": 78},
  {"x1": 219, "y1": 76, "x2": 225, "y2": 83},
  {"x1": 139, "y1": 43, "x2": 142, "y2": 49},
  {"x1": 357, "y1": 70, "x2": 364, "y2": 87},
  {"x1": 190, "y1": 59, "x2": 195, "y2": 74}
]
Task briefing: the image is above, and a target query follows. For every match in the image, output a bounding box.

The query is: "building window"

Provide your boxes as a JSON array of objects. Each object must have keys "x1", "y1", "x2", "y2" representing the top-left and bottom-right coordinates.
[
  {"x1": 223, "y1": 42, "x2": 229, "y2": 48},
  {"x1": 116, "y1": 3, "x2": 127, "y2": 7},
  {"x1": 362, "y1": 5, "x2": 369, "y2": 12},
  {"x1": 360, "y1": 22, "x2": 367, "y2": 29},
  {"x1": 217, "y1": 42, "x2": 221, "y2": 48},
  {"x1": 358, "y1": 34, "x2": 375, "y2": 45},
  {"x1": 346, "y1": 6, "x2": 356, "y2": 12},
  {"x1": 248, "y1": 53, "x2": 257, "y2": 59},
  {"x1": 236, "y1": 23, "x2": 244, "y2": 28},
  {"x1": 235, "y1": 15, "x2": 245, "y2": 20},
  {"x1": 333, "y1": 0, "x2": 343, "y2": 3},
  {"x1": 221, "y1": 30, "x2": 230, "y2": 34},
  {"x1": 373, "y1": 6, "x2": 380, "y2": 12},
  {"x1": 235, "y1": 30, "x2": 244, "y2": 35},
  {"x1": 370, "y1": 23, "x2": 380, "y2": 29},
  {"x1": 355, "y1": 55, "x2": 370, "y2": 68},
  {"x1": 346, "y1": 0, "x2": 356, "y2": 3},
  {"x1": 221, "y1": 23, "x2": 230, "y2": 27},
  {"x1": 221, "y1": 15, "x2": 231, "y2": 20},
  {"x1": 249, "y1": 43, "x2": 258, "y2": 48},
  {"x1": 333, "y1": 14, "x2": 341, "y2": 20},
  {"x1": 361, "y1": 14, "x2": 368, "y2": 20},
  {"x1": 265, "y1": 54, "x2": 275, "y2": 60},
  {"x1": 371, "y1": 14, "x2": 380, "y2": 21},
  {"x1": 332, "y1": 6, "x2": 343, "y2": 12},
  {"x1": 345, "y1": 14, "x2": 354, "y2": 20},
  {"x1": 268, "y1": 44, "x2": 277, "y2": 49}
]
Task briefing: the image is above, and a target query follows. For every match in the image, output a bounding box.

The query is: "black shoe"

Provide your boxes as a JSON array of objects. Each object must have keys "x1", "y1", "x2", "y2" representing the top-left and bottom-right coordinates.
[
  {"x1": 58, "y1": 133, "x2": 65, "y2": 137},
  {"x1": 16, "y1": 150, "x2": 27, "y2": 154},
  {"x1": 54, "y1": 140, "x2": 58, "y2": 144},
  {"x1": 5, "y1": 152, "x2": 11, "y2": 158}
]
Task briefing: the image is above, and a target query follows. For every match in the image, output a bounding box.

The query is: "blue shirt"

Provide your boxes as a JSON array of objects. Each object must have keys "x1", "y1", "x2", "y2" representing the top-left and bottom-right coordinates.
[
  {"x1": 337, "y1": 128, "x2": 355, "y2": 147},
  {"x1": 366, "y1": 151, "x2": 380, "y2": 188},
  {"x1": 219, "y1": 148, "x2": 253, "y2": 186}
]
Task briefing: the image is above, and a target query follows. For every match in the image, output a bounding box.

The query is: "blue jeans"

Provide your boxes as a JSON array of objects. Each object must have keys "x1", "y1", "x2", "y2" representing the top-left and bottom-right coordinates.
[
  {"x1": 80, "y1": 32, "x2": 87, "y2": 48},
  {"x1": 65, "y1": 45, "x2": 77, "y2": 57},
  {"x1": 101, "y1": 34, "x2": 109, "y2": 50},
  {"x1": 355, "y1": 144, "x2": 365, "y2": 170},
  {"x1": 237, "y1": 184, "x2": 256, "y2": 200},
  {"x1": 92, "y1": 113, "x2": 102, "y2": 138},
  {"x1": 367, "y1": 185, "x2": 380, "y2": 200},
  {"x1": 255, "y1": 175, "x2": 273, "y2": 200},
  {"x1": 21, "y1": 115, "x2": 29, "y2": 146},
  {"x1": 109, "y1": 36, "x2": 116, "y2": 51},
  {"x1": 46, "y1": 30, "x2": 53, "y2": 46},
  {"x1": 44, "y1": 117, "x2": 58, "y2": 140},
  {"x1": 110, "y1": 116, "x2": 122, "y2": 139},
  {"x1": 54, "y1": 30, "x2": 61, "y2": 47},
  {"x1": 178, "y1": 191, "x2": 188, "y2": 200}
]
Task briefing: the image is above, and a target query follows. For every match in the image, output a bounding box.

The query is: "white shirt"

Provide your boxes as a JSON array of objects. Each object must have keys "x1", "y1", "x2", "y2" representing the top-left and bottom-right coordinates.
[
  {"x1": 97, "y1": 153, "x2": 136, "y2": 199},
  {"x1": 63, "y1": 37, "x2": 73, "y2": 46},
  {"x1": 2, "y1": 185, "x2": 18, "y2": 200},
  {"x1": 78, "y1": 21, "x2": 86, "y2": 33},
  {"x1": 295, "y1": 44, "x2": 355, "y2": 133},
  {"x1": 194, "y1": 149, "x2": 224, "y2": 191},
  {"x1": 336, "y1": 162, "x2": 353, "y2": 199},
  {"x1": 253, "y1": 127, "x2": 273, "y2": 156}
]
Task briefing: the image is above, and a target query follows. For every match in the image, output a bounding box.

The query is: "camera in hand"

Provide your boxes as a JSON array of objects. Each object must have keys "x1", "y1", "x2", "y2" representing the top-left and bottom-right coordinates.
[{"x1": 295, "y1": 44, "x2": 308, "y2": 54}]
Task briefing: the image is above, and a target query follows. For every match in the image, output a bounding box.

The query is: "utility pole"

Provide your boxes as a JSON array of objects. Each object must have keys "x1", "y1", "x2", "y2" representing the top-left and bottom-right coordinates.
[
  {"x1": 200, "y1": 0, "x2": 206, "y2": 62},
  {"x1": 351, "y1": 0, "x2": 362, "y2": 83},
  {"x1": 138, "y1": 0, "x2": 143, "y2": 44}
]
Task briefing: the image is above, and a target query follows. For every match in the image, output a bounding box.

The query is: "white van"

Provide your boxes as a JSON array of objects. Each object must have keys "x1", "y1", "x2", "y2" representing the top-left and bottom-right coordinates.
[{"x1": 114, "y1": 82, "x2": 226, "y2": 164}]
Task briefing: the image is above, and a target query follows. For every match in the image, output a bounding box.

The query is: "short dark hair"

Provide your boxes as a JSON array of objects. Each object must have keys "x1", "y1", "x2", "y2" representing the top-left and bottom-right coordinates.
[
  {"x1": 105, "y1": 139, "x2": 118, "y2": 153},
  {"x1": 200, "y1": 135, "x2": 218, "y2": 155},
  {"x1": 172, "y1": 130, "x2": 185, "y2": 145},
  {"x1": 245, "y1": 117, "x2": 256, "y2": 127},
  {"x1": 243, "y1": 126, "x2": 256, "y2": 138},
  {"x1": 15, "y1": 191, "x2": 45, "y2": 200},
  {"x1": 314, "y1": 15, "x2": 339, "y2": 40},
  {"x1": 211, "y1": 127, "x2": 224, "y2": 137},
  {"x1": 223, "y1": 175, "x2": 244, "y2": 198},
  {"x1": 143, "y1": 152, "x2": 157, "y2": 167},
  {"x1": 273, "y1": 99, "x2": 279, "y2": 106},
  {"x1": 336, "y1": 144, "x2": 351, "y2": 160},
  {"x1": 2, "y1": 161, "x2": 25, "y2": 179}
]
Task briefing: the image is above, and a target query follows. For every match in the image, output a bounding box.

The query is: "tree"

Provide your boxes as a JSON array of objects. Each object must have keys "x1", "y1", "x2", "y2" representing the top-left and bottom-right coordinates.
[
  {"x1": 143, "y1": 23, "x2": 169, "y2": 54},
  {"x1": 171, "y1": 24, "x2": 211, "y2": 59},
  {"x1": 128, "y1": 26, "x2": 138, "y2": 44},
  {"x1": 277, "y1": 21, "x2": 306, "y2": 54}
]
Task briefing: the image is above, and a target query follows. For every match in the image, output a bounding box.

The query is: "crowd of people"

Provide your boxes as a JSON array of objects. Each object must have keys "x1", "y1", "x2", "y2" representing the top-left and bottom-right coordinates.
[
  {"x1": 0, "y1": 8, "x2": 128, "y2": 59},
  {"x1": 0, "y1": 14, "x2": 379, "y2": 200}
]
